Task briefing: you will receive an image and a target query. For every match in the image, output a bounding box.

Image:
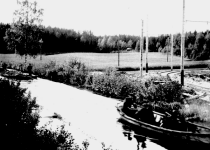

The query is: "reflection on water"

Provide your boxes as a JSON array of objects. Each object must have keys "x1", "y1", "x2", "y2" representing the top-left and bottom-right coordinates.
[
  {"x1": 121, "y1": 124, "x2": 147, "y2": 150},
  {"x1": 118, "y1": 117, "x2": 180, "y2": 150},
  {"x1": 118, "y1": 117, "x2": 156, "y2": 150},
  {"x1": 117, "y1": 117, "x2": 209, "y2": 150}
]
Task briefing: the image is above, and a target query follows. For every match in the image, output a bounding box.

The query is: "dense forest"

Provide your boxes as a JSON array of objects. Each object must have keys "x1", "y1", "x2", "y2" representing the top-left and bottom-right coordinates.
[{"x1": 0, "y1": 22, "x2": 210, "y2": 60}]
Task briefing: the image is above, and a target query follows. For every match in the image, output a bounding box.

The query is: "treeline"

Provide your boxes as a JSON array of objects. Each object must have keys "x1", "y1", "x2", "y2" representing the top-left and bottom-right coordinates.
[
  {"x1": 97, "y1": 35, "x2": 139, "y2": 52},
  {"x1": 1, "y1": 23, "x2": 210, "y2": 60},
  {"x1": 0, "y1": 23, "x2": 140, "y2": 54},
  {"x1": 150, "y1": 31, "x2": 210, "y2": 60}
]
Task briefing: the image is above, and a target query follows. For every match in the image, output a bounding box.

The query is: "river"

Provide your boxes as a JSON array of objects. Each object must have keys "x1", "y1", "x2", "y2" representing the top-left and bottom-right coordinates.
[{"x1": 20, "y1": 78, "x2": 175, "y2": 150}]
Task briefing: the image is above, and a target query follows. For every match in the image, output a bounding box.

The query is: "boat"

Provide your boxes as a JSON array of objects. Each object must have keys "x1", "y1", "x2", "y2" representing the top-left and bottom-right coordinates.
[
  {"x1": 0, "y1": 69, "x2": 37, "y2": 80},
  {"x1": 116, "y1": 103, "x2": 210, "y2": 146}
]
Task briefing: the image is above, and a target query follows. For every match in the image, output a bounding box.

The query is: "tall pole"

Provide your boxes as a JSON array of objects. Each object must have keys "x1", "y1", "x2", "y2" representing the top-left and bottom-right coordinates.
[
  {"x1": 181, "y1": 0, "x2": 185, "y2": 85},
  {"x1": 140, "y1": 20, "x2": 144, "y2": 77},
  {"x1": 25, "y1": 0, "x2": 29, "y2": 64},
  {"x1": 167, "y1": 37, "x2": 169, "y2": 62},
  {"x1": 40, "y1": 39, "x2": 43, "y2": 60},
  {"x1": 118, "y1": 40, "x2": 120, "y2": 66},
  {"x1": 146, "y1": 16, "x2": 149, "y2": 73},
  {"x1": 171, "y1": 34, "x2": 173, "y2": 71}
]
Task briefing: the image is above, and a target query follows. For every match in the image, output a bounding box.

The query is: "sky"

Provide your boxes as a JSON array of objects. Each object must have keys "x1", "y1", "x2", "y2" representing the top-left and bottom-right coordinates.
[{"x1": 1, "y1": 0, "x2": 210, "y2": 36}]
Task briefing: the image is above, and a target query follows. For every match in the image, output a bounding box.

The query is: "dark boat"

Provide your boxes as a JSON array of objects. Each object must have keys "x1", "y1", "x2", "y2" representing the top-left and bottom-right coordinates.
[
  {"x1": 116, "y1": 104, "x2": 210, "y2": 146},
  {"x1": 0, "y1": 69, "x2": 37, "y2": 80}
]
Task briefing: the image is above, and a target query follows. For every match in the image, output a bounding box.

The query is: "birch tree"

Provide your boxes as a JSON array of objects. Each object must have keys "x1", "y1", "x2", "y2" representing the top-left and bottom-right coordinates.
[{"x1": 4, "y1": 0, "x2": 44, "y2": 63}]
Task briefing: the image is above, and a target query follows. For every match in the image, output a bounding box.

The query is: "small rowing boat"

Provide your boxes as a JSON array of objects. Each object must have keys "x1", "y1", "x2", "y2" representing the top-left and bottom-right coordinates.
[{"x1": 116, "y1": 104, "x2": 210, "y2": 146}]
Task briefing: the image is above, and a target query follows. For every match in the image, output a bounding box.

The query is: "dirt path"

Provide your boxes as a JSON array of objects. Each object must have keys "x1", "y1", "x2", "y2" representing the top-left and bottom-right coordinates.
[{"x1": 20, "y1": 78, "x2": 166, "y2": 150}]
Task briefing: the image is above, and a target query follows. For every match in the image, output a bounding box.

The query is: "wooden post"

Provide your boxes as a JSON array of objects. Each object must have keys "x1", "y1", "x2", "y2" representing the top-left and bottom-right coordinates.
[
  {"x1": 118, "y1": 40, "x2": 120, "y2": 66},
  {"x1": 181, "y1": 0, "x2": 185, "y2": 85},
  {"x1": 140, "y1": 20, "x2": 144, "y2": 77},
  {"x1": 25, "y1": 0, "x2": 29, "y2": 65},
  {"x1": 171, "y1": 34, "x2": 173, "y2": 71},
  {"x1": 167, "y1": 38, "x2": 169, "y2": 62},
  {"x1": 146, "y1": 16, "x2": 149, "y2": 73}
]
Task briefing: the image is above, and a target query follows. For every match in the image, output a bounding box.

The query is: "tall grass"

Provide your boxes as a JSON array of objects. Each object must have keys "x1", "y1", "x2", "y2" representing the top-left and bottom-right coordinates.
[{"x1": 181, "y1": 103, "x2": 210, "y2": 122}]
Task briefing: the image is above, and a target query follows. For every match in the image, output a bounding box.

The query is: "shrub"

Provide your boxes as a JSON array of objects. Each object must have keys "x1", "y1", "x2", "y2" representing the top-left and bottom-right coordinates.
[
  {"x1": 132, "y1": 75, "x2": 183, "y2": 113},
  {"x1": 143, "y1": 77, "x2": 183, "y2": 103},
  {"x1": 37, "y1": 122, "x2": 78, "y2": 150},
  {"x1": 63, "y1": 59, "x2": 89, "y2": 87},
  {"x1": 89, "y1": 71, "x2": 184, "y2": 114},
  {"x1": 31, "y1": 59, "x2": 89, "y2": 87},
  {"x1": 0, "y1": 79, "x2": 40, "y2": 150},
  {"x1": 90, "y1": 70, "x2": 183, "y2": 100},
  {"x1": 89, "y1": 68, "x2": 138, "y2": 99},
  {"x1": 6, "y1": 59, "x2": 89, "y2": 87}
]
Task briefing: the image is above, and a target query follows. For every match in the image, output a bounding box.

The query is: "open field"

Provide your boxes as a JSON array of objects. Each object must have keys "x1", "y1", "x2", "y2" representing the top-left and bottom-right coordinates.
[{"x1": 1, "y1": 52, "x2": 210, "y2": 70}]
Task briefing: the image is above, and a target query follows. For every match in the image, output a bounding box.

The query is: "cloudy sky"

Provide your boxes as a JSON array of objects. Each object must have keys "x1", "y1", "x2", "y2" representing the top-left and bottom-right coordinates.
[{"x1": 0, "y1": 0, "x2": 210, "y2": 36}]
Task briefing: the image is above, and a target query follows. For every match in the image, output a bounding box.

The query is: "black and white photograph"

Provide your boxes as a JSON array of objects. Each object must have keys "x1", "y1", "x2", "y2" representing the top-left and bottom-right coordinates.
[{"x1": 0, "y1": 0, "x2": 210, "y2": 150}]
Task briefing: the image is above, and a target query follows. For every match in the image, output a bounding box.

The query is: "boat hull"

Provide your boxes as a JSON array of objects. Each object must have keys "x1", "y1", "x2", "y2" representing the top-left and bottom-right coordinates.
[{"x1": 117, "y1": 105, "x2": 210, "y2": 146}]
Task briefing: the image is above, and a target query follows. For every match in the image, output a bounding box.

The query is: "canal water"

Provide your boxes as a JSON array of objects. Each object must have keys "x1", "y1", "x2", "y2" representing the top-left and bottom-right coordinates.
[{"x1": 20, "y1": 78, "x2": 191, "y2": 150}]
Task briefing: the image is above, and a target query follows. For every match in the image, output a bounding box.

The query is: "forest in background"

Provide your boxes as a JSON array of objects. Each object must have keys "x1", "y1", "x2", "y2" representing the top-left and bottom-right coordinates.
[{"x1": 1, "y1": 22, "x2": 210, "y2": 60}]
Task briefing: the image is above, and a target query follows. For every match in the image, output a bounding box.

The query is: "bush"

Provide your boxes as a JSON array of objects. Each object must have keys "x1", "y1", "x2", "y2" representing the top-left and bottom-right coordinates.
[
  {"x1": 89, "y1": 70, "x2": 184, "y2": 113},
  {"x1": 62, "y1": 59, "x2": 89, "y2": 87},
  {"x1": 37, "y1": 122, "x2": 78, "y2": 150},
  {"x1": 30, "y1": 59, "x2": 89, "y2": 87},
  {"x1": 129, "y1": 75, "x2": 183, "y2": 113},
  {"x1": 142, "y1": 75, "x2": 183, "y2": 103},
  {"x1": 89, "y1": 68, "x2": 138, "y2": 99},
  {"x1": 1, "y1": 59, "x2": 89, "y2": 88},
  {"x1": 0, "y1": 79, "x2": 40, "y2": 150}
]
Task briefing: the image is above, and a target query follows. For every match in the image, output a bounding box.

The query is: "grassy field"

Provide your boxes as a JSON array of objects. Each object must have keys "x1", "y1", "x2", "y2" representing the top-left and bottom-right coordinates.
[{"x1": 0, "y1": 52, "x2": 210, "y2": 70}]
